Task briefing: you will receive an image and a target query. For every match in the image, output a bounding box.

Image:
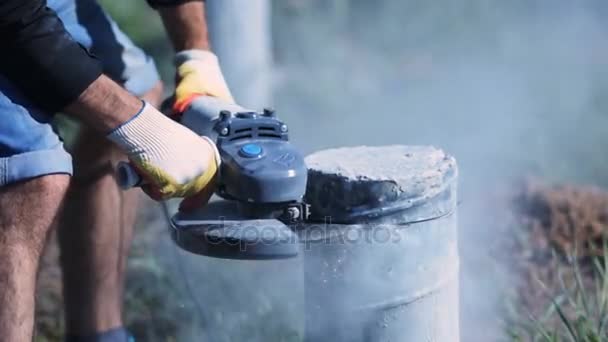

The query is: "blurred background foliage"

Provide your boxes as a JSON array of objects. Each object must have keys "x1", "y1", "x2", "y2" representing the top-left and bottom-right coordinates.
[{"x1": 40, "y1": 0, "x2": 608, "y2": 341}]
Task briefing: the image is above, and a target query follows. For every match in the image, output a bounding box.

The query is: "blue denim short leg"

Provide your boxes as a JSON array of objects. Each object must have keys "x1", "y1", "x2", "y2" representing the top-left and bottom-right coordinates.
[
  {"x1": 0, "y1": 0, "x2": 160, "y2": 186},
  {"x1": 48, "y1": 0, "x2": 161, "y2": 97},
  {"x1": 0, "y1": 79, "x2": 73, "y2": 186}
]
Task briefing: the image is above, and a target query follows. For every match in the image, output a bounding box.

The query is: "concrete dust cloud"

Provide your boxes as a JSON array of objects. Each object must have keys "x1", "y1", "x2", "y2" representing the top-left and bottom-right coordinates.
[{"x1": 169, "y1": 1, "x2": 608, "y2": 340}]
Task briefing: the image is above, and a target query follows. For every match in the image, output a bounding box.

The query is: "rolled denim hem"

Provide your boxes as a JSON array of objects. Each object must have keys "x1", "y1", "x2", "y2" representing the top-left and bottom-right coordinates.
[{"x1": 0, "y1": 149, "x2": 73, "y2": 186}]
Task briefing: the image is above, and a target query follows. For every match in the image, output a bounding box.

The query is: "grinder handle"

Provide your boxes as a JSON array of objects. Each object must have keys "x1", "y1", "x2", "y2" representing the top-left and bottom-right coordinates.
[
  {"x1": 178, "y1": 96, "x2": 249, "y2": 137},
  {"x1": 162, "y1": 96, "x2": 249, "y2": 137},
  {"x1": 162, "y1": 95, "x2": 248, "y2": 117},
  {"x1": 116, "y1": 161, "x2": 145, "y2": 189}
]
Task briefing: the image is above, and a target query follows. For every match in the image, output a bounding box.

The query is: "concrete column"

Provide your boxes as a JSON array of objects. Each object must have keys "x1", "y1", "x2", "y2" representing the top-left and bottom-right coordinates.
[
  {"x1": 205, "y1": 0, "x2": 272, "y2": 108},
  {"x1": 300, "y1": 145, "x2": 459, "y2": 341}
]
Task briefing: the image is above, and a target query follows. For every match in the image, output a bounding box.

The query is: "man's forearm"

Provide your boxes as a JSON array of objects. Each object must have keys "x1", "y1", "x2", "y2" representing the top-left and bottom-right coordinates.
[
  {"x1": 64, "y1": 75, "x2": 143, "y2": 133},
  {"x1": 158, "y1": 1, "x2": 210, "y2": 51},
  {"x1": 65, "y1": 0, "x2": 215, "y2": 138}
]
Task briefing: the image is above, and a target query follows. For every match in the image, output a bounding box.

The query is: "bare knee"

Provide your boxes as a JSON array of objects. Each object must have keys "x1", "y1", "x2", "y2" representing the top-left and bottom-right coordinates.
[{"x1": 0, "y1": 174, "x2": 70, "y2": 252}]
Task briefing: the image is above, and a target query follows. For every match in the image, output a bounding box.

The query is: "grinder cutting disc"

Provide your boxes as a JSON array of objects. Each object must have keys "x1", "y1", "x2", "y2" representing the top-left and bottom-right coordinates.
[{"x1": 171, "y1": 197, "x2": 300, "y2": 260}]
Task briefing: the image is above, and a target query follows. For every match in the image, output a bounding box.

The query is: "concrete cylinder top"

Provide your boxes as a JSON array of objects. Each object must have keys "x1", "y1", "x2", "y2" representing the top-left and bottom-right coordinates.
[{"x1": 305, "y1": 145, "x2": 457, "y2": 224}]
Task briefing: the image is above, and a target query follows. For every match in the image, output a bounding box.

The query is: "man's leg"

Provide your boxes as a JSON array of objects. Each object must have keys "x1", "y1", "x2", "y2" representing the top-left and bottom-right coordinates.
[
  {"x1": 46, "y1": 0, "x2": 164, "y2": 337},
  {"x1": 59, "y1": 81, "x2": 163, "y2": 336},
  {"x1": 0, "y1": 175, "x2": 70, "y2": 341}
]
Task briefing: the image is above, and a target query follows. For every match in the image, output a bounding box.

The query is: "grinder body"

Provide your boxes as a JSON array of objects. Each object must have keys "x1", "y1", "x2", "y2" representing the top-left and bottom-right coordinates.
[
  {"x1": 214, "y1": 109, "x2": 308, "y2": 220},
  {"x1": 171, "y1": 97, "x2": 308, "y2": 259}
]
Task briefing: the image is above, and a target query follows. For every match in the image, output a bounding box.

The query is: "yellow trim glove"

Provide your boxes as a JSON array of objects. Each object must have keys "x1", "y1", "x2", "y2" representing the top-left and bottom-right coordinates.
[
  {"x1": 173, "y1": 50, "x2": 235, "y2": 115},
  {"x1": 107, "y1": 101, "x2": 221, "y2": 201}
]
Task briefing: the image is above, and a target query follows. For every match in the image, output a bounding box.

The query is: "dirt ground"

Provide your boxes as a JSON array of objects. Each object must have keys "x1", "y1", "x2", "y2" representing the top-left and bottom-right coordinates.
[
  {"x1": 514, "y1": 181, "x2": 608, "y2": 259},
  {"x1": 507, "y1": 180, "x2": 608, "y2": 329}
]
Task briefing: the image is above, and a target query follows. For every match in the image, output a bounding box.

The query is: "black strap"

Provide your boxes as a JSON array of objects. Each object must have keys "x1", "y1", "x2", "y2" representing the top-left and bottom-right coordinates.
[{"x1": 0, "y1": 0, "x2": 103, "y2": 112}]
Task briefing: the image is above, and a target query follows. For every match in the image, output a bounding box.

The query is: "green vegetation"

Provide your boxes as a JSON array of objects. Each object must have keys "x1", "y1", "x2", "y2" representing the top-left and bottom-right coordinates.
[{"x1": 508, "y1": 247, "x2": 608, "y2": 342}]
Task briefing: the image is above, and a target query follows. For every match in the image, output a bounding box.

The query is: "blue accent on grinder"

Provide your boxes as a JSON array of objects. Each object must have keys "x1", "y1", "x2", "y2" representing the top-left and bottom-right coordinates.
[{"x1": 240, "y1": 143, "x2": 263, "y2": 158}]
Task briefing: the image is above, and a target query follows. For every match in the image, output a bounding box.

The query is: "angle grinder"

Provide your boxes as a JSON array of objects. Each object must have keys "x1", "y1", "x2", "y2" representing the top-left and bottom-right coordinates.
[{"x1": 117, "y1": 97, "x2": 309, "y2": 260}]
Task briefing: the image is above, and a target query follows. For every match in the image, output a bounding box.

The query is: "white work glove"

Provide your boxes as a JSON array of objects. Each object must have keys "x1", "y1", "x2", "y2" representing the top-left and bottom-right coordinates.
[{"x1": 108, "y1": 101, "x2": 220, "y2": 206}]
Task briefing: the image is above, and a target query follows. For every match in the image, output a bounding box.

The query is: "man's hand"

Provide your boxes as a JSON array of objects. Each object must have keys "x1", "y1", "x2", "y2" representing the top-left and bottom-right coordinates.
[
  {"x1": 173, "y1": 50, "x2": 234, "y2": 115},
  {"x1": 63, "y1": 75, "x2": 219, "y2": 203},
  {"x1": 157, "y1": 1, "x2": 234, "y2": 116},
  {"x1": 107, "y1": 101, "x2": 220, "y2": 201}
]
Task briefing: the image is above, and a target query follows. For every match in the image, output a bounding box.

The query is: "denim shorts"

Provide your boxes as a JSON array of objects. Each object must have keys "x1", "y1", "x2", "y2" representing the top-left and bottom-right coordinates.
[{"x1": 0, "y1": 0, "x2": 160, "y2": 186}]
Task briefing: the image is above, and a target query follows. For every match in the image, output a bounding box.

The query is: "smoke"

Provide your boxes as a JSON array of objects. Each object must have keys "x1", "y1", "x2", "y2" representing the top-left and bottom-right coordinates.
[
  {"x1": 160, "y1": 1, "x2": 608, "y2": 341},
  {"x1": 278, "y1": 1, "x2": 608, "y2": 183},
  {"x1": 270, "y1": 0, "x2": 608, "y2": 341}
]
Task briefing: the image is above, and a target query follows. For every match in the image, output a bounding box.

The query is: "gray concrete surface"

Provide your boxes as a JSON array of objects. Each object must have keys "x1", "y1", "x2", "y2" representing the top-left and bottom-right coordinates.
[{"x1": 305, "y1": 145, "x2": 457, "y2": 223}]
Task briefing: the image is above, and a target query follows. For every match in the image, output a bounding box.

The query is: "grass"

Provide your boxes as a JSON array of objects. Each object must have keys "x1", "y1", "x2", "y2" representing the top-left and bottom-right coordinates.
[{"x1": 508, "y1": 243, "x2": 608, "y2": 342}]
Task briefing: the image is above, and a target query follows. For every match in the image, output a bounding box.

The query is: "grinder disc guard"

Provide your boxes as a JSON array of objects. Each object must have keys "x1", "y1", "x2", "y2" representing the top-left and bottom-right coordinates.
[{"x1": 171, "y1": 198, "x2": 300, "y2": 260}]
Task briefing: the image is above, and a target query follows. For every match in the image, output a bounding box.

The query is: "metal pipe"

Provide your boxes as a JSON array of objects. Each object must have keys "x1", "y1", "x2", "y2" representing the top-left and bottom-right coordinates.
[{"x1": 205, "y1": 0, "x2": 273, "y2": 109}]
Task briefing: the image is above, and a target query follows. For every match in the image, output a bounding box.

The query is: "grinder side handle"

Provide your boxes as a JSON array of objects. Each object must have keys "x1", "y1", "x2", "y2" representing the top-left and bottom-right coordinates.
[
  {"x1": 166, "y1": 96, "x2": 249, "y2": 137},
  {"x1": 116, "y1": 161, "x2": 144, "y2": 189}
]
